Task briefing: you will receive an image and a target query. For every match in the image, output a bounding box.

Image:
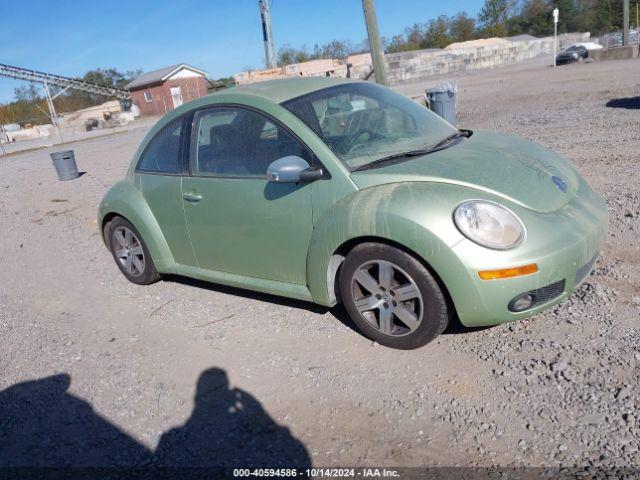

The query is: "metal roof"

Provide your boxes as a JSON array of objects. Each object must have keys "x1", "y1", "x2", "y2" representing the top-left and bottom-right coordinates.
[{"x1": 125, "y1": 64, "x2": 208, "y2": 90}]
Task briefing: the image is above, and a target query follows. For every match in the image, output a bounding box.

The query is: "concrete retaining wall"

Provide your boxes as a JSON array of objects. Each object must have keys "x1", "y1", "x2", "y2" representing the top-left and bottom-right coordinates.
[
  {"x1": 590, "y1": 45, "x2": 639, "y2": 61},
  {"x1": 352, "y1": 33, "x2": 590, "y2": 85},
  {"x1": 237, "y1": 33, "x2": 592, "y2": 87}
]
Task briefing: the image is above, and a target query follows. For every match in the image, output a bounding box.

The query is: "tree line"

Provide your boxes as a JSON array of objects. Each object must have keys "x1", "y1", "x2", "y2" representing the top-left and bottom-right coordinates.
[
  {"x1": 2, "y1": 0, "x2": 633, "y2": 125},
  {"x1": 277, "y1": 0, "x2": 632, "y2": 61},
  {"x1": 276, "y1": 39, "x2": 370, "y2": 67}
]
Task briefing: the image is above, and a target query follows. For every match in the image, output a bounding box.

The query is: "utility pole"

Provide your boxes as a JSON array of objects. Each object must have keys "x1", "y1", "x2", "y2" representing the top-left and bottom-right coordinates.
[
  {"x1": 258, "y1": 0, "x2": 277, "y2": 69},
  {"x1": 553, "y1": 8, "x2": 559, "y2": 67},
  {"x1": 623, "y1": 0, "x2": 630, "y2": 45},
  {"x1": 362, "y1": 0, "x2": 388, "y2": 85}
]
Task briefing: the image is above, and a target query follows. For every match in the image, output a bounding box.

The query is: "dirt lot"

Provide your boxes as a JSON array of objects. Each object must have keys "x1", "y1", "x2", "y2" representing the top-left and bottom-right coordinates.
[{"x1": 1, "y1": 56, "x2": 639, "y2": 473}]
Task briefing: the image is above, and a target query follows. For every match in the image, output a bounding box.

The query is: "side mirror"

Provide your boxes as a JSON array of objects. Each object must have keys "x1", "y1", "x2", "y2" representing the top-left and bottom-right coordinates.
[{"x1": 267, "y1": 156, "x2": 323, "y2": 183}]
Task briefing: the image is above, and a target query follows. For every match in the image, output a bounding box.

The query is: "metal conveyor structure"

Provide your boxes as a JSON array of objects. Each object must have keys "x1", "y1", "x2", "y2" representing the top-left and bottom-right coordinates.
[
  {"x1": 0, "y1": 63, "x2": 131, "y2": 142},
  {"x1": 0, "y1": 63, "x2": 130, "y2": 99}
]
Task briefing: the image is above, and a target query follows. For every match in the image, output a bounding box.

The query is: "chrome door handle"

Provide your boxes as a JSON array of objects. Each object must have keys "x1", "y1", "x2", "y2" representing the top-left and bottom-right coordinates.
[{"x1": 183, "y1": 192, "x2": 203, "y2": 203}]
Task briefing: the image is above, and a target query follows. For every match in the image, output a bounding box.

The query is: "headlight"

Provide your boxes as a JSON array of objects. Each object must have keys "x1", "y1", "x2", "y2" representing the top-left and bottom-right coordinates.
[{"x1": 453, "y1": 200, "x2": 525, "y2": 249}]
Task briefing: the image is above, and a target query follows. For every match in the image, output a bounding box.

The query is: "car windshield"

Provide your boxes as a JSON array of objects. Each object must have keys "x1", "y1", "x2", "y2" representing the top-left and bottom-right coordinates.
[{"x1": 282, "y1": 82, "x2": 457, "y2": 170}]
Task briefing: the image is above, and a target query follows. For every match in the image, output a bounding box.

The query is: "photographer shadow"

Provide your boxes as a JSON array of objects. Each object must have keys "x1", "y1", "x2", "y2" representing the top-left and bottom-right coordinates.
[
  {"x1": 0, "y1": 373, "x2": 151, "y2": 469},
  {"x1": 0, "y1": 368, "x2": 310, "y2": 472},
  {"x1": 154, "y1": 368, "x2": 310, "y2": 468}
]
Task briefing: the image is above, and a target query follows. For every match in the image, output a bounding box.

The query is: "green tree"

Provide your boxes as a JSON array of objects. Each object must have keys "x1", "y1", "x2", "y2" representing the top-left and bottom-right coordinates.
[
  {"x1": 385, "y1": 34, "x2": 409, "y2": 53},
  {"x1": 572, "y1": 0, "x2": 598, "y2": 32},
  {"x1": 294, "y1": 48, "x2": 311, "y2": 63},
  {"x1": 277, "y1": 45, "x2": 298, "y2": 66},
  {"x1": 424, "y1": 16, "x2": 452, "y2": 48},
  {"x1": 591, "y1": 0, "x2": 624, "y2": 33},
  {"x1": 479, "y1": 0, "x2": 515, "y2": 36},
  {"x1": 14, "y1": 84, "x2": 41, "y2": 102},
  {"x1": 76, "y1": 68, "x2": 140, "y2": 104},
  {"x1": 1, "y1": 84, "x2": 49, "y2": 125},
  {"x1": 276, "y1": 44, "x2": 312, "y2": 65},
  {"x1": 508, "y1": 0, "x2": 626, "y2": 36},
  {"x1": 507, "y1": 0, "x2": 554, "y2": 36},
  {"x1": 320, "y1": 39, "x2": 354, "y2": 59},
  {"x1": 402, "y1": 23, "x2": 427, "y2": 50},
  {"x1": 449, "y1": 12, "x2": 477, "y2": 42},
  {"x1": 277, "y1": 39, "x2": 360, "y2": 66},
  {"x1": 553, "y1": 0, "x2": 577, "y2": 33}
]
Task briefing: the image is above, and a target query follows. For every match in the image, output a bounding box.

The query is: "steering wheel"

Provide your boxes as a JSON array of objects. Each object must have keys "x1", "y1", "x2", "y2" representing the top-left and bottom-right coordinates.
[{"x1": 346, "y1": 129, "x2": 376, "y2": 154}]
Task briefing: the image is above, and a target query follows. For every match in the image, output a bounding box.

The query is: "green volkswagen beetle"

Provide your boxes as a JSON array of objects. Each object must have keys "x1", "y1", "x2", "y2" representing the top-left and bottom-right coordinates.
[{"x1": 99, "y1": 77, "x2": 607, "y2": 349}]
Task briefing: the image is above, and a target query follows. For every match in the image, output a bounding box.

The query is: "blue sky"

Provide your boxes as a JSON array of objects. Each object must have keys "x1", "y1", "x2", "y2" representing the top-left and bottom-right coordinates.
[{"x1": 0, "y1": 0, "x2": 483, "y2": 103}]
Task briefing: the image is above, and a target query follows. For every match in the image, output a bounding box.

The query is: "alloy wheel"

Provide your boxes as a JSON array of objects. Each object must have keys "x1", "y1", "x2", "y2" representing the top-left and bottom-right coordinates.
[
  {"x1": 350, "y1": 260, "x2": 423, "y2": 337},
  {"x1": 112, "y1": 226, "x2": 145, "y2": 277}
]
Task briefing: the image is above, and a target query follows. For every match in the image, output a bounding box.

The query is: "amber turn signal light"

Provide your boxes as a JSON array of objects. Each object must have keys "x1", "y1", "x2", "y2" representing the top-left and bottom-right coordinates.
[{"x1": 478, "y1": 263, "x2": 539, "y2": 280}]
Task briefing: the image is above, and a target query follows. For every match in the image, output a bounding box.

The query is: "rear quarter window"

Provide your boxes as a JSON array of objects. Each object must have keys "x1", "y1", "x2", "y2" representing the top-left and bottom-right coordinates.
[{"x1": 137, "y1": 117, "x2": 184, "y2": 174}]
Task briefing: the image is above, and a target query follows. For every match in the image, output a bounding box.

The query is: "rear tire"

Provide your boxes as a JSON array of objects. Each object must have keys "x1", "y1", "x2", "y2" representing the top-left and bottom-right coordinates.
[
  {"x1": 108, "y1": 216, "x2": 160, "y2": 285},
  {"x1": 339, "y1": 243, "x2": 449, "y2": 350}
]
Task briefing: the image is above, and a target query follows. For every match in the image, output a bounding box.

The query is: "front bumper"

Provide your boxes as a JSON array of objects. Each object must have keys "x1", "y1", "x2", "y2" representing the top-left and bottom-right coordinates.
[
  {"x1": 446, "y1": 178, "x2": 608, "y2": 327},
  {"x1": 556, "y1": 56, "x2": 576, "y2": 64}
]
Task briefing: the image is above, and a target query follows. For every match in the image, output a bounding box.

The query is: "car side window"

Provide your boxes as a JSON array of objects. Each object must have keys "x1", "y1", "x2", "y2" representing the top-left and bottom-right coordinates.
[
  {"x1": 192, "y1": 107, "x2": 311, "y2": 177},
  {"x1": 137, "y1": 117, "x2": 183, "y2": 174}
]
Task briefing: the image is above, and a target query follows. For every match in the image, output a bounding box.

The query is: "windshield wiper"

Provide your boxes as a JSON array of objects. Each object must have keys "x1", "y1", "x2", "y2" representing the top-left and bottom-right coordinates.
[
  {"x1": 428, "y1": 129, "x2": 473, "y2": 150},
  {"x1": 352, "y1": 129, "x2": 472, "y2": 172}
]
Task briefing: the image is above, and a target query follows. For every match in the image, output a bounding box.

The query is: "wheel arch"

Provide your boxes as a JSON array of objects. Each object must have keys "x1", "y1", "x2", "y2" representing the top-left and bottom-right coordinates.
[
  {"x1": 306, "y1": 216, "x2": 463, "y2": 313},
  {"x1": 325, "y1": 235, "x2": 456, "y2": 314},
  {"x1": 100, "y1": 211, "x2": 120, "y2": 248},
  {"x1": 98, "y1": 181, "x2": 176, "y2": 273},
  {"x1": 306, "y1": 182, "x2": 481, "y2": 316}
]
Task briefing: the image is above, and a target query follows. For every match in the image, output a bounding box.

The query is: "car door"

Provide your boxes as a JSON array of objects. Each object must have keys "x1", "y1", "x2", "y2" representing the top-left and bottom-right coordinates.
[
  {"x1": 136, "y1": 115, "x2": 197, "y2": 267},
  {"x1": 181, "y1": 106, "x2": 315, "y2": 285}
]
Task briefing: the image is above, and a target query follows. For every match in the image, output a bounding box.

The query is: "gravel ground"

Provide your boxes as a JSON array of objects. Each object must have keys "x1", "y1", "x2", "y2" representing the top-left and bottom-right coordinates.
[
  {"x1": 0, "y1": 116, "x2": 158, "y2": 156},
  {"x1": 0, "y1": 56, "x2": 638, "y2": 474}
]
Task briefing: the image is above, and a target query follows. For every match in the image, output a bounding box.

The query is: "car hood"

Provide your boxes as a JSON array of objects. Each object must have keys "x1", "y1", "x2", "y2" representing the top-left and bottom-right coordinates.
[{"x1": 350, "y1": 131, "x2": 579, "y2": 213}]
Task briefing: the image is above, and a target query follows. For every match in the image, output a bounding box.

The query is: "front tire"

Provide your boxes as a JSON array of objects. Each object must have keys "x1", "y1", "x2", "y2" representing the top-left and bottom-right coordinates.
[
  {"x1": 339, "y1": 243, "x2": 450, "y2": 349},
  {"x1": 108, "y1": 216, "x2": 160, "y2": 285}
]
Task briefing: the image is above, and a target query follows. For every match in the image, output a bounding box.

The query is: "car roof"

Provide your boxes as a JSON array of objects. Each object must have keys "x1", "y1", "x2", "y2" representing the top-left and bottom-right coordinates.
[
  {"x1": 214, "y1": 77, "x2": 360, "y2": 104},
  {"x1": 571, "y1": 42, "x2": 603, "y2": 49}
]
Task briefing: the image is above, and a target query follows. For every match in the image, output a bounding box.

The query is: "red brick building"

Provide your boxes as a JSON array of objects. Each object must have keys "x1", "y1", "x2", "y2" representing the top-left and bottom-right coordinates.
[{"x1": 126, "y1": 64, "x2": 209, "y2": 116}]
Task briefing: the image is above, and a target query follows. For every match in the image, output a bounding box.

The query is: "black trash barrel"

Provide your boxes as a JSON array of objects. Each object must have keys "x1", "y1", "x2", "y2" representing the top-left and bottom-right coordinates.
[
  {"x1": 50, "y1": 150, "x2": 79, "y2": 181},
  {"x1": 426, "y1": 85, "x2": 457, "y2": 126}
]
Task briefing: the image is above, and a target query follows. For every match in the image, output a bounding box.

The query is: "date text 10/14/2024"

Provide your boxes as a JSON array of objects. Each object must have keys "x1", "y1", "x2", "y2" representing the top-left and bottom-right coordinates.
[{"x1": 233, "y1": 468, "x2": 400, "y2": 478}]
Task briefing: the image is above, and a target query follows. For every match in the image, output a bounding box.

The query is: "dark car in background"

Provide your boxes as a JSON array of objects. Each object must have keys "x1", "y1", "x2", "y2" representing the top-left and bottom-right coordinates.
[{"x1": 556, "y1": 45, "x2": 589, "y2": 65}]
